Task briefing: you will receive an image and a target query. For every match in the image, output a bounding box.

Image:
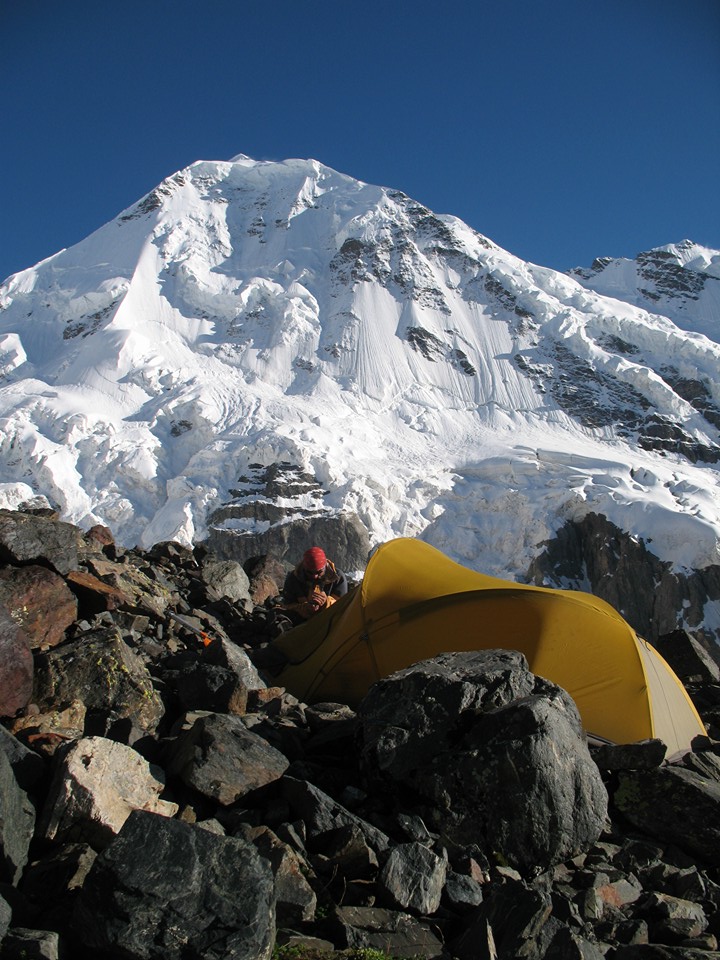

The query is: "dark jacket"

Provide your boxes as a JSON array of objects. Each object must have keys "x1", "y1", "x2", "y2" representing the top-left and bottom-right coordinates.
[{"x1": 282, "y1": 559, "x2": 348, "y2": 606}]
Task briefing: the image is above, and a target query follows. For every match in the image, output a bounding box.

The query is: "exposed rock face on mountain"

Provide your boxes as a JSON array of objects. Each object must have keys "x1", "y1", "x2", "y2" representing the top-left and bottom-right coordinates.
[
  {"x1": 528, "y1": 512, "x2": 720, "y2": 654},
  {"x1": 2, "y1": 508, "x2": 720, "y2": 959}
]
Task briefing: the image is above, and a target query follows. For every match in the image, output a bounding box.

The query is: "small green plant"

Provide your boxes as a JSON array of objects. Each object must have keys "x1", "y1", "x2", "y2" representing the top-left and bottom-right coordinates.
[
  {"x1": 272, "y1": 945, "x2": 413, "y2": 960},
  {"x1": 347, "y1": 952, "x2": 398, "y2": 960}
]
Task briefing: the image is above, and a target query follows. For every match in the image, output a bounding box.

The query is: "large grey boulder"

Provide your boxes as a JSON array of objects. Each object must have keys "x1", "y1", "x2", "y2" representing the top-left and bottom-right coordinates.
[
  {"x1": 281, "y1": 776, "x2": 390, "y2": 854},
  {"x1": 0, "y1": 564, "x2": 77, "y2": 650},
  {"x1": 377, "y1": 842, "x2": 447, "y2": 915},
  {"x1": 18, "y1": 842, "x2": 97, "y2": 932},
  {"x1": 358, "y1": 650, "x2": 608, "y2": 873},
  {"x1": 208, "y1": 509, "x2": 370, "y2": 573},
  {"x1": 171, "y1": 660, "x2": 250, "y2": 715},
  {"x1": 0, "y1": 747, "x2": 36, "y2": 885},
  {"x1": 0, "y1": 720, "x2": 44, "y2": 793},
  {"x1": 202, "y1": 634, "x2": 267, "y2": 690},
  {"x1": 0, "y1": 927, "x2": 62, "y2": 960},
  {"x1": 73, "y1": 810, "x2": 275, "y2": 960},
  {"x1": 200, "y1": 556, "x2": 252, "y2": 603},
  {"x1": 242, "y1": 824, "x2": 317, "y2": 926},
  {"x1": 653, "y1": 629, "x2": 720, "y2": 683},
  {"x1": 40, "y1": 736, "x2": 178, "y2": 850},
  {"x1": 0, "y1": 892, "x2": 11, "y2": 942},
  {"x1": 450, "y1": 875, "x2": 553, "y2": 960},
  {"x1": 166, "y1": 713, "x2": 289, "y2": 805},
  {"x1": 0, "y1": 509, "x2": 84, "y2": 575},
  {"x1": 614, "y1": 755, "x2": 720, "y2": 865},
  {"x1": 0, "y1": 602, "x2": 33, "y2": 718},
  {"x1": 32, "y1": 626, "x2": 164, "y2": 741},
  {"x1": 330, "y1": 905, "x2": 446, "y2": 959}
]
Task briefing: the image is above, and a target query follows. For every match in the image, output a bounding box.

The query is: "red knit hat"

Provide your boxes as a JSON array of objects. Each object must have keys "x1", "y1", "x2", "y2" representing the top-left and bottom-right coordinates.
[{"x1": 303, "y1": 547, "x2": 326, "y2": 572}]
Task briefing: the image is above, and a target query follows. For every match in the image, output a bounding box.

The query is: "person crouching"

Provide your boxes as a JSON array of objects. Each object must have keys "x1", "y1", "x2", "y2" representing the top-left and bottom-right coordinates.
[{"x1": 281, "y1": 547, "x2": 348, "y2": 624}]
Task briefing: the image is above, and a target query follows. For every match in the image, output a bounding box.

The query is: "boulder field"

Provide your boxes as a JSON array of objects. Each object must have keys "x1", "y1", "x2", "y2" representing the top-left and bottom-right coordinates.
[{"x1": 1, "y1": 507, "x2": 720, "y2": 959}]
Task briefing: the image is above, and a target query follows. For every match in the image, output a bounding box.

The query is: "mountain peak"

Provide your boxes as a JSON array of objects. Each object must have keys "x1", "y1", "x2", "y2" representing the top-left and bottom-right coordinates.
[{"x1": 570, "y1": 238, "x2": 720, "y2": 339}]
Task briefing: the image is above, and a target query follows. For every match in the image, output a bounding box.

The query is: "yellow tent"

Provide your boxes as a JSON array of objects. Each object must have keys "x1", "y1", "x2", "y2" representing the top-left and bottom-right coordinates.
[{"x1": 271, "y1": 538, "x2": 705, "y2": 756}]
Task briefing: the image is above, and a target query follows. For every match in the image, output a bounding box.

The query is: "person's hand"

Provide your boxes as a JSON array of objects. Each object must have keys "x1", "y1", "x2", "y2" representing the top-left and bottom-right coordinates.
[
  {"x1": 309, "y1": 592, "x2": 327, "y2": 611},
  {"x1": 299, "y1": 593, "x2": 326, "y2": 617}
]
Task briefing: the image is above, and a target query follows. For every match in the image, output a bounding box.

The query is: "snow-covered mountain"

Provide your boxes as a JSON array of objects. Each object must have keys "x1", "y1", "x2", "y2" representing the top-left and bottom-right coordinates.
[
  {"x1": 570, "y1": 241, "x2": 720, "y2": 342},
  {"x1": 1, "y1": 155, "x2": 719, "y2": 638}
]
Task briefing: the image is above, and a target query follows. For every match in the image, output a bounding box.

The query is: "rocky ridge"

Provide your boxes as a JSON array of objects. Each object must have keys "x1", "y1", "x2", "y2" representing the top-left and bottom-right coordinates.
[{"x1": 1, "y1": 507, "x2": 720, "y2": 959}]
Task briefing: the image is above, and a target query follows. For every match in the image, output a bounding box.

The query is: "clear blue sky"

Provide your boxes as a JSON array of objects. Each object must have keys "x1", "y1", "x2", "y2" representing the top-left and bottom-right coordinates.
[{"x1": 2, "y1": 0, "x2": 719, "y2": 283}]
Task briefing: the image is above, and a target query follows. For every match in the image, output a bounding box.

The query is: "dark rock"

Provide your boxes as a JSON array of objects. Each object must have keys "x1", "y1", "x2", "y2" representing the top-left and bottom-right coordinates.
[
  {"x1": 0, "y1": 892, "x2": 10, "y2": 941},
  {"x1": 245, "y1": 711, "x2": 307, "y2": 764},
  {"x1": 594, "y1": 874, "x2": 644, "y2": 909},
  {"x1": 64, "y1": 569, "x2": 129, "y2": 616},
  {"x1": 281, "y1": 776, "x2": 390, "y2": 854},
  {"x1": 330, "y1": 904, "x2": 447, "y2": 958},
  {"x1": 243, "y1": 555, "x2": 286, "y2": 604},
  {"x1": 313, "y1": 823, "x2": 379, "y2": 881},
  {"x1": 173, "y1": 660, "x2": 249, "y2": 714},
  {"x1": 32, "y1": 626, "x2": 164, "y2": 741},
  {"x1": 442, "y1": 870, "x2": 485, "y2": 912},
  {"x1": 659, "y1": 865, "x2": 707, "y2": 903},
  {"x1": 526, "y1": 512, "x2": 720, "y2": 651},
  {"x1": 0, "y1": 510, "x2": 84, "y2": 575},
  {"x1": 636, "y1": 892, "x2": 708, "y2": 945},
  {"x1": 19, "y1": 842, "x2": 96, "y2": 930},
  {"x1": 0, "y1": 566, "x2": 77, "y2": 649},
  {"x1": 84, "y1": 523, "x2": 117, "y2": 557},
  {"x1": 201, "y1": 634, "x2": 267, "y2": 690},
  {"x1": 615, "y1": 838, "x2": 667, "y2": 874},
  {"x1": 275, "y1": 932, "x2": 336, "y2": 953},
  {"x1": 654, "y1": 630, "x2": 720, "y2": 683},
  {"x1": 614, "y1": 764, "x2": 720, "y2": 864},
  {"x1": 0, "y1": 726, "x2": 45, "y2": 792},
  {"x1": 377, "y1": 841, "x2": 447, "y2": 915},
  {"x1": 0, "y1": 748, "x2": 36, "y2": 885},
  {"x1": 359, "y1": 649, "x2": 535, "y2": 778},
  {"x1": 199, "y1": 556, "x2": 252, "y2": 603},
  {"x1": 166, "y1": 713, "x2": 289, "y2": 805},
  {"x1": 242, "y1": 824, "x2": 317, "y2": 926},
  {"x1": 246, "y1": 686, "x2": 285, "y2": 713},
  {"x1": 681, "y1": 749, "x2": 720, "y2": 782},
  {"x1": 146, "y1": 540, "x2": 197, "y2": 565},
  {"x1": 305, "y1": 701, "x2": 357, "y2": 729},
  {"x1": 83, "y1": 555, "x2": 173, "y2": 617},
  {"x1": 614, "y1": 946, "x2": 720, "y2": 959},
  {"x1": 635, "y1": 892, "x2": 708, "y2": 944},
  {"x1": 450, "y1": 875, "x2": 552, "y2": 960},
  {"x1": 358, "y1": 650, "x2": 608, "y2": 872},
  {"x1": 72, "y1": 809, "x2": 276, "y2": 960},
  {"x1": 0, "y1": 603, "x2": 33, "y2": 718},
  {"x1": 593, "y1": 739, "x2": 667, "y2": 771},
  {"x1": 0, "y1": 927, "x2": 61, "y2": 959},
  {"x1": 545, "y1": 925, "x2": 607, "y2": 959},
  {"x1": 6, "y1": 701, "x2": 86, "y2": 757}
]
